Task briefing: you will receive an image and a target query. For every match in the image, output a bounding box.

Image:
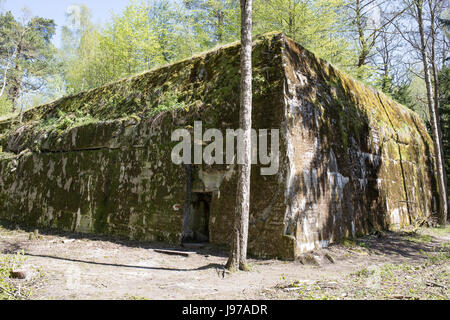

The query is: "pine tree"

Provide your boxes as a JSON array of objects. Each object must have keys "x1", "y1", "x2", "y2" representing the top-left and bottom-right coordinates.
[{"x1": 0, "y1": 10, "x2": 58, "y2": 112}]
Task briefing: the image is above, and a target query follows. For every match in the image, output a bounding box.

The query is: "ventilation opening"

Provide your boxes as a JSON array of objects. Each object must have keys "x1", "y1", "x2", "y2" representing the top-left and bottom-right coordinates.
[{"x1": 183, "y1": 192, "x2": 212, "y2": 243}]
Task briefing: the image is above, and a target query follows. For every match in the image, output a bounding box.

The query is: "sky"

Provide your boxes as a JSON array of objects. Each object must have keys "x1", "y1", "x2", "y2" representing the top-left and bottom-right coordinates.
[{"x1": 1, "y1": 0, "x2": 130, "y2": 48}]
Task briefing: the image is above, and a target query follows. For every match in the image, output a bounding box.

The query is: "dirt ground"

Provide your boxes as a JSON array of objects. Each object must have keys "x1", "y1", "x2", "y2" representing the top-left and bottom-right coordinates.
[{"x1": 0, "y1": 222, "x2": 448, "y2": 300}]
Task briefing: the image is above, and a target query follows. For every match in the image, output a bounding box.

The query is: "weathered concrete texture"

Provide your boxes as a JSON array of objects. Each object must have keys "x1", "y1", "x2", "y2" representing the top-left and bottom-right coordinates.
[
  {"x1": 0, "y1": 33, "x2": 437, "y2": 259},
  {"x1": 280, "y1": 38, "x2": 437, "y2": 257}
]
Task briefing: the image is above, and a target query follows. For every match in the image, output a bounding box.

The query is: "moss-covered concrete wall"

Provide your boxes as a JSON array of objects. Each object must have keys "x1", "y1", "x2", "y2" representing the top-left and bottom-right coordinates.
[
  {"x1": 281, "y1": 37, "x2": 436, "y2": 256},
  {"x1": 0, "y1": 33, "x2": 436, "y2": 259}
]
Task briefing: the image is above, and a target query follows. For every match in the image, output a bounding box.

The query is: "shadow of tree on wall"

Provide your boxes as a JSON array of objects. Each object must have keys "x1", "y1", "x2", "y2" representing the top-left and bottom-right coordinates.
[{"x1": 281, "y1": 37, "x2": 437, "y2": 250}]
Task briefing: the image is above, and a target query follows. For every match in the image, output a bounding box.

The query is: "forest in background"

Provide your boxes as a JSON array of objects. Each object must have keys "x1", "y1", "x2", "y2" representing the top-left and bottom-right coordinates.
[{"x1": 0, "y1": 0, "x2": 448, "y2": 187}]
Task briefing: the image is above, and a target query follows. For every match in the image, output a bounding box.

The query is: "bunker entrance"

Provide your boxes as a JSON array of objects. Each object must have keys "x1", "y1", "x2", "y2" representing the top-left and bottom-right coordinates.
[
  {"x1": 183, "y1": 192, "x2": 212, "y2": 243},
  {"x1": 191, "y1": 192, "x2": 212, "y2": 242}
]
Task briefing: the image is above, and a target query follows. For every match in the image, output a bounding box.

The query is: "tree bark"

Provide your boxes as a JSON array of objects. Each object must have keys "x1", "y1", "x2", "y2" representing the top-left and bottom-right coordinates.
[
  {"x1": 217, "y1": 9, "x2": 224, "y2": 42},
  {"x1": 428, "y1": 0, "x2": 448, "y2": 213},
  {"x1": 416, "y1": 0, "x2": 448, "y2": 225},
  {"x1": 355, "y1": 0, "x2": 369, "y2": 69},
  {"x1": 226, "y1": 0, "x2": 252, "y2": 272},
  {"x1": 0, "y1": 46, "x2": 17, "y2": 98}
]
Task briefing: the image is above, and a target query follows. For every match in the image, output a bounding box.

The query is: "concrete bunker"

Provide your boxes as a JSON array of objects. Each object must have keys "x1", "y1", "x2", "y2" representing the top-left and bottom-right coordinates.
[{"x1": 0, "y1": 32, "x2": 438, "y2": 260}]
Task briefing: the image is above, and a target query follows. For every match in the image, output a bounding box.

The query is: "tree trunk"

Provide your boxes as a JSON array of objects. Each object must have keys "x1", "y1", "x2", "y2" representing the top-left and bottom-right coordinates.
[
  {"x1": 10, "y1": 83, "x2": 20, "y2": 113},
  {"x1": 217, "y1": 9, "x2": 224, "y2": 43},
  {"x1": 10, "y1": 41, "x2": 23, "y2": 113},
  {"x1": 428, "y1": 0, "x2": 448, "y2": 216},
  {"x1": 0, "y1": 47, "x2": 17, "y2": 98},
  {"x1": 416, "y1": 0, "x2": 448, "y2": 225},
  {"x1": 355, "y1": 0, "x2": 368, "y2": 69},
  {"x1": 226, "y1": 0, "x2": 252, "y2": 272}
]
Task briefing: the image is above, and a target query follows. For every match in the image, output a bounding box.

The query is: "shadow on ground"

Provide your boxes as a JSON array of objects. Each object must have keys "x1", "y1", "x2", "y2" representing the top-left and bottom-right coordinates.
[
  {"x1": 1, "y1": 220, "x2": 447, "y2": 270},
  {"x1": 345, "y1": 230, "x2": 446, "y2": 261},
  {"x1": 0, "y1": 219, "x2": 234, "y2": 273}
]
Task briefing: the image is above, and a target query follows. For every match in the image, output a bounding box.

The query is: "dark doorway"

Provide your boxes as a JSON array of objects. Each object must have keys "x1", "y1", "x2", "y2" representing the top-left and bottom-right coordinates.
[
  {"x1": 191, "y1": 192, "x2": 212, "y2": 242},
  {"x1": 183, "y1": 192, "x2": 212, "y2": 243}
]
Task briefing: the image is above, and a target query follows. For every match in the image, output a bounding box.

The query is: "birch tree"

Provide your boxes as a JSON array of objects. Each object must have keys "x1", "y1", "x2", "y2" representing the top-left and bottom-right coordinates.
[
  {"x1": 415, "y1": 0, "x2": 448, "y2": 225},
  {"x1": 226, "y1": 0, "x2": 252, "y2": 272},
  {"x1": 347, "y1": 0, "x2": 409, "y2": 80}
]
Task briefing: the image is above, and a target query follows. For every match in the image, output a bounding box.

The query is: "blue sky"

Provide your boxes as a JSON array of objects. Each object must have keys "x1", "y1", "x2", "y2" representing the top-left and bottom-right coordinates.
[{"x1": 1, "y1": 0, "x2": 130, "y2": 48}]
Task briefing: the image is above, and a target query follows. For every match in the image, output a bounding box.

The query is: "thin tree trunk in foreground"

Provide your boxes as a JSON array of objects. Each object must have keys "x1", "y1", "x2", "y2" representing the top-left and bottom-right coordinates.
[
  {"x1": 226, "y1": 0, "x2": 252, "y2": 272},
  {"x1": 428, "y1": 0, "x2": 448, "y2": 221},
  {"x1": 416, "y1": 0, "x2": 448, "y2": 225}
]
